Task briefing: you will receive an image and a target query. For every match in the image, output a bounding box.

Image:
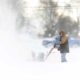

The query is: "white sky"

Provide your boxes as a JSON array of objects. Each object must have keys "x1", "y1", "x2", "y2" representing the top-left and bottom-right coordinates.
[{"x1": 22, "y1": 0, "x2": 80, "y2": 22}]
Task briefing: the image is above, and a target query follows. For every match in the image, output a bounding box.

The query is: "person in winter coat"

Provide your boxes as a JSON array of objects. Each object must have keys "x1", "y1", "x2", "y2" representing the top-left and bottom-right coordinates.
[
  {"x1": 46, "y1": 30, "x2": 69, "y2": 62},
  {"x1": 58, "y1": 30, "x2": 69, "y2": 62}
]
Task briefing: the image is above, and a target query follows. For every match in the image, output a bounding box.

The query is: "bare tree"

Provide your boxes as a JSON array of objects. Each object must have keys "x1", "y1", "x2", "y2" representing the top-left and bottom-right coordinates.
[{"x1": 39, "y1": 0, "x2": 58, "y2": 37}]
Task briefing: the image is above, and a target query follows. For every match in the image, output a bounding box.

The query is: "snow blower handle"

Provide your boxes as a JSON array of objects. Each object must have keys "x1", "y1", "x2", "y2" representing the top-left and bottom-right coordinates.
[
  {"x1": 49, "y1": 46, "x2": 54, "y2": 54},
  {"x1": 48, "y1": 43, "x2": 56, "y2": 54},
  {"x1": 45, "y1": 46, "x2": 55, "y2": 60}
]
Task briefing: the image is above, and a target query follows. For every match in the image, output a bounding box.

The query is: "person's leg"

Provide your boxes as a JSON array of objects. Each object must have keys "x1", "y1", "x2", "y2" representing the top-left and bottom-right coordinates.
[{"x1": 61, "y1": 53, "x2": 67, "y2": 62}]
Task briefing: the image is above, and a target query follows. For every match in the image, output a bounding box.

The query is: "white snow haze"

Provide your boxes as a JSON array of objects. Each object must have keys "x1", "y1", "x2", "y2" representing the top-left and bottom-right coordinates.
[{"x1": 0, "y1": 0, "x2": 80, "y2": 80}]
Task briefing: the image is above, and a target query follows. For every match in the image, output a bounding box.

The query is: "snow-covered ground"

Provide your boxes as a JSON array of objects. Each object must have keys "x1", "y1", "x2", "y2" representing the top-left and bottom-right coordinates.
[{"x1": 0, "y1": 1, "x2": 80, "y2": 80}]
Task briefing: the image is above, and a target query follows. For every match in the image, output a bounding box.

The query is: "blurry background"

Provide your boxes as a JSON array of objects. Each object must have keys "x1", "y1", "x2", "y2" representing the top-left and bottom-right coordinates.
[
  {"x1": 8, "y1": 0, "x2": 80, "y2": 37},
  {"x1": 0, "y1": 0, "x2": 80, "y2": 80},
  {"x1": 0, "y1": 0, "x2": 80, "y2": 61}
]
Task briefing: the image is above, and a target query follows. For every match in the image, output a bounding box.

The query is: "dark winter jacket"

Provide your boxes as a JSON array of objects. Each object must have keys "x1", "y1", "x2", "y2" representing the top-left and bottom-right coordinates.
[{"x1": 59, "y1": 36, "x2": 69, "y2": 53}]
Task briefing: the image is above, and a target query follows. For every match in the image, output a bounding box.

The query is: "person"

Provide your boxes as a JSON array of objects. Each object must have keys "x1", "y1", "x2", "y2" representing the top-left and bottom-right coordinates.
[
  {"x1": 46, "y1": 30, "x2": 69, "y2": 62},
  {"x1": 58, "y1": 30, "x2": 69, "y2": 62}
]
